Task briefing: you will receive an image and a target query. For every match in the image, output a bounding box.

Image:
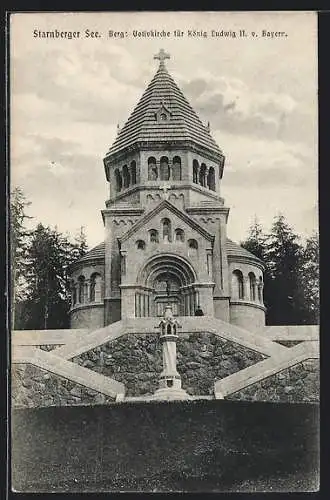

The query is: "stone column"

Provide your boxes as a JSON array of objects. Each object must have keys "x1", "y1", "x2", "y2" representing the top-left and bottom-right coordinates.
[
  {"x1": 244, "y1": 276, "x2": 250, "y2": 301},
  {"x1": 258, "y1": 281, "x2": 264, "y2": 304},
  {"x1": 84, "y1": 280, "x2": 90, "y2": 303}
]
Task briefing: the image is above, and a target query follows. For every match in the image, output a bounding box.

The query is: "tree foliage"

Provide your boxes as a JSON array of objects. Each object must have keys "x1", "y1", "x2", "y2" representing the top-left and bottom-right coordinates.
[
  {"x1": 241, "y1": 217, "x2": 267, "y2": 262},
  {"x1": 18, "y1": 224, "x2": 89, "y2": 330},
  {"x1": 11, "y1": 189, "x2": 89, "y2": 330},
  {"x1": 241, "y1": 215, "x2": 319, "y2": 325},
  {"x1": 10, "y1": 187, "x2": 32, "y2": 328},
  {"x1": 299, "y1": 233, "x2": 319, "y2": 324}
]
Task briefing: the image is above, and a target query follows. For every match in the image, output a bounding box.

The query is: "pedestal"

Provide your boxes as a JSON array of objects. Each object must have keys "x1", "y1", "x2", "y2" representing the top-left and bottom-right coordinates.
[{"x1": 152, "y1": 305, "x2": 192, "y2": 401}]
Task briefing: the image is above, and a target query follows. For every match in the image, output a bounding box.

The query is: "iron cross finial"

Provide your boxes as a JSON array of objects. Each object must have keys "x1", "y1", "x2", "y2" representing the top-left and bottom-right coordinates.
[{"x1": 154, "y1": 49, "x2": 170, "y2": 68}]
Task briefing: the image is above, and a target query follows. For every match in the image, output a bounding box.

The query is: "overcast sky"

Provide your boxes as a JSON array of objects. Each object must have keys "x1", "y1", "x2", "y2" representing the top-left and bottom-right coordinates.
[{"x1": 10, "y1": 11, "x2": 318, "y2": 248}]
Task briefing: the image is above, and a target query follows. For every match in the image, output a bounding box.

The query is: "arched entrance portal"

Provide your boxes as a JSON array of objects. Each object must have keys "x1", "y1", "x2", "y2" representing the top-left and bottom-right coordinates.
[
  {"x1": 135, "y1": 254, "x2": 198, "y2": 317},
  {"x1": 153, "y1": 271, "x2": 182, "y2": 316}
]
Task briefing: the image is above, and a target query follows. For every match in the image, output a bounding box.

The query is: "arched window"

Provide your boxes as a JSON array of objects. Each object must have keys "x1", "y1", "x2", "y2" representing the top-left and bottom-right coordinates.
[
  {"x1": 162, "y1": 218, "x2": 172, "y2": 242},
  {"x1": 149, "y1": 229, "x2": 159, "y2": 243},
  {"x1": 175, "y1": 228, "x2": 184, "y2": 242},
  {"x1": 160, "y1": 156, "x2": 170, "y2": 181},
  {"x1": 90, "y1": 273, "x2": 102, "y2": 302},
  {"x1": 232, "y1": 270, "x2": 244, "y2": 300},
  {"x1": 199, "y1": 163, "x2": 207, "y2": 186},
  {"x1": 78, "y1": 276, "x2": 85, "y2": 304},
  {"x1": 172, "y1": 156, "x2": 182, "y2": 181},
  {"x1": 148, "y1": 157, "x2": 158, "y2": 180},
  {"x1": 207, "y1": 167, "x2": 216, "y2": 191},
  {"x1": 122, "y1": 165, "x2": 130, "y2": 188},
  {"x1": 188, "y1": 239, "x2": 198, "y2": 256},
  {"x1": 193, "y1": 159, "x2": 199, "y2": 183},
  {"x1": 248, "y1": 272, "x2": 256, "y2": 301},
  {"x1": 136, "y1": 240, "x2": 146, "y2": 250},
  {"x1": 114, "y1": 169, "x2": 122, "y2": 192},
  {"x1": 130, "y1": 160, "x2": 137, "y2": 185}
]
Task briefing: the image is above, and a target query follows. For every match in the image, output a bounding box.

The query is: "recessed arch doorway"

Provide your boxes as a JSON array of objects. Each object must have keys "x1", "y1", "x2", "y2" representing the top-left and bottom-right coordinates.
[{"x1": 135, "y1": 254, "x2": 199, "y2": 317}]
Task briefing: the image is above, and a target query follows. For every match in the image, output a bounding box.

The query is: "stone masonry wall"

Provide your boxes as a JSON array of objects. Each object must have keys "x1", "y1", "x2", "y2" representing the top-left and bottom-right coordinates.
[
  {"x1": 12, "y1": 336, "x2": 319, "y2": 407},
  {"x1": 70, "y1": 305, "x2": 104, "y2": 329},
  {"x1": 72, "y1": 332, "x2": 266, "y2": 397},
  {"x1": 12, "y1": 364, "x2": 114, "y2": 408},
  {"x1": 227, "y1": 359, "x2": 319, "y2": 403},
  {"x1": 229, "y1": 303, "x2": 265, "y2": 330}
]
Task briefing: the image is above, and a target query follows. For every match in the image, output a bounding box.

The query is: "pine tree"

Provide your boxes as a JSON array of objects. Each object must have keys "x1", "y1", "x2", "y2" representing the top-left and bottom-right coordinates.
[
  {"x1": 266, "y1": 214, "x2": 306, "y2": 325},
  {"x1": 241, "y1": 216, "x2": 267, "y2": 261},
  {"x1": 73, "y1": 226, "x2": 88, "y2": 259},
  {"x1": 10, "y1": 187, "x2": 32, "y2": 329},
  {"x1": 22, "y1": 224, "x2": 88, "y2": 329},
  {"x1": 240, "y1": 217, "x2": 273, "y2": 319},
  {"x1": 299, "y1": 233, "x2": 319, "y2": 324}
]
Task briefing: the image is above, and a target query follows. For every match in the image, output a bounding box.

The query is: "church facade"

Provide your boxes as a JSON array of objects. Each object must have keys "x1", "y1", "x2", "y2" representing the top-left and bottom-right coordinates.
[{"x1": 69, "y1": 50, "x2": 266, "y2": 331}]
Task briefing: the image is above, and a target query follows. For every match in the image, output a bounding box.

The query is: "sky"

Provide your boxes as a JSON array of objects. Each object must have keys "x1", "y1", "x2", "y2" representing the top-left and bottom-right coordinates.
[{"x1": 10, "y1": 11, "x2": 318, "y2": 248}]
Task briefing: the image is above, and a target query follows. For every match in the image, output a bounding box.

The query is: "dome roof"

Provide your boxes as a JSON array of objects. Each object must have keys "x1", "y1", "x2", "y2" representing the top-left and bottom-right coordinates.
[
  {"x1": 105, "y1": 51, "x2": 223, "y2": 159},
  {"x1": 75, "y1": 242, "x2": 105, "y2": 263},
  {"x1": 226, "y1": 239, "x2": 264, "y2": 265}
]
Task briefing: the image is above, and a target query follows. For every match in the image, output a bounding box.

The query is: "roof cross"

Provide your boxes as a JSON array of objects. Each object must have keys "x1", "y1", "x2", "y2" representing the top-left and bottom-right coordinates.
[{"x1": 154, "y1": 49, "x2": 170, "y2": 68}]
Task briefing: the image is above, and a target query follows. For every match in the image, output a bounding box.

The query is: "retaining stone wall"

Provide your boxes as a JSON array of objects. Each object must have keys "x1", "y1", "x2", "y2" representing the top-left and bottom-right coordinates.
[
  {"x1": 12, "y1": 364, "x2": 114, "y2": 408},
  {"x1": 228, "y1": 359, "x2": 319, "y2": 403},
  {"x1": 72, "y1": 332, "x2": 266, "y2": 397},
  {"x1": 12, "y1": 336, "x2": 319, "y2": 407}
]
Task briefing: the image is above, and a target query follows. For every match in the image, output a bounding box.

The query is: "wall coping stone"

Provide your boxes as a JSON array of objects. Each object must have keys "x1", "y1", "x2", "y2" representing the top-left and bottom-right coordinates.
[
  {"x1": 258, "y1": 325, "x2": 319, "y2": 341},
  {"x1": 27, "y1": 316, "x2": 290, "y2": 362},
  {"x1": 214, "y1": 341, "x2": 319, "y2": 399},
  {"x1": 12, "y1": 329, "x2": 89, "y2": 346},
  {"x1": 12, "y1": 346, "x2": 125, "y2": 398}
]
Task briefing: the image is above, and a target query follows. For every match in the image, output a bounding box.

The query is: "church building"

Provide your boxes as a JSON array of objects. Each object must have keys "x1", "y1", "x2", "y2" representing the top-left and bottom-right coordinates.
[{"x1": 69, "y1": 49, "x2": 266, "y2": 331}]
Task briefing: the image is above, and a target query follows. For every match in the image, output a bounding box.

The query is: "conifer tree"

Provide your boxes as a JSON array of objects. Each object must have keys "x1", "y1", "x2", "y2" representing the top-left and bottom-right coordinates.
[
  {"x1": 19, "y1": 224, "x2": 89, "y2": 329},
  {"x1": 299, "y1": 232, "x2": 319, "y2": 324},
  {"x1": 265, "y1": 214, "x2": 306, "y2": 325},
  {"x1": 241, "y1": 216, "x2": 267, "y2": 261},
  {"x1": 73, "y1": 226, "x2": 89, "y2": 259},
  {"x1": 240, "y1": 216, "x2": 272, "y2": 318},
  {"x1": 10, "y1": 187, "x2": 32, "y2": 329}
]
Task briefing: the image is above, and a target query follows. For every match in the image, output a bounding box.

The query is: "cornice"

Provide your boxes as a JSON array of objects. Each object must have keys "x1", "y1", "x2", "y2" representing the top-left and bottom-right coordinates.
[
  {"x1": 229, "y1": 300, "x2": 266, "y2": 312},
  {"x1": 70, "y1": 302, "x2": 104, "y2": 314},
  {"x1": 70, "y1": 256, "x2": 105, "y2": 272},
  {"x1": 186, "y1": 205, "x2": 229, "y2": 215},
  {"x1": 105, "y1": 182, "x2": 225, "y2": 206},
  {"x1": 104, "y1": 140, "x2": 224, "y2": 165},
  {"x1": 227, "y1": 254, "x2": 265, "y2": 270}
]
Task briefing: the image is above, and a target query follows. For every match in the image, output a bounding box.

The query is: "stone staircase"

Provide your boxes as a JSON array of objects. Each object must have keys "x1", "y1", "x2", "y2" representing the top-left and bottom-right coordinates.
[
  {"x1": 14, "y1": 345, "x2": 125, "y2": 399},
  {"x1": 214, "y1": 340, "x2": 319, "y2": 399},
  {"x1": 12, "y1": 317, "x2": 319, "y2": 403}
]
